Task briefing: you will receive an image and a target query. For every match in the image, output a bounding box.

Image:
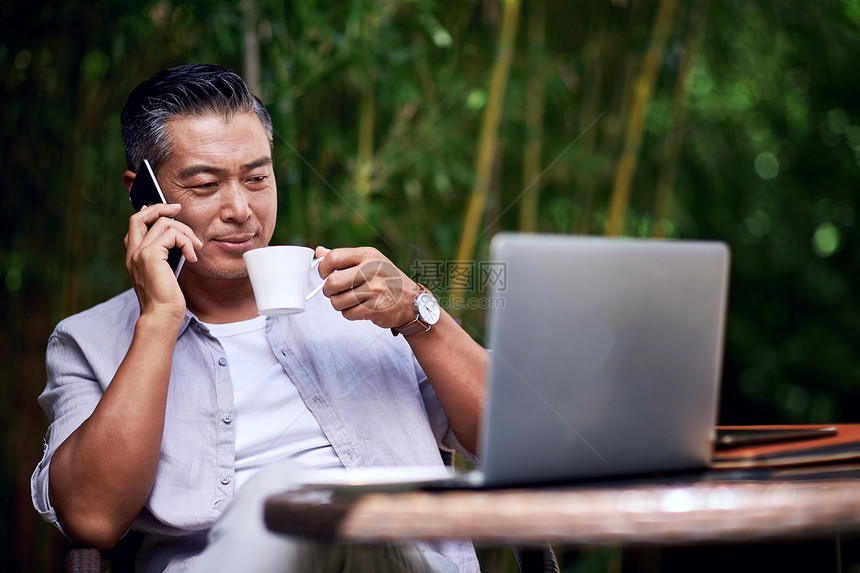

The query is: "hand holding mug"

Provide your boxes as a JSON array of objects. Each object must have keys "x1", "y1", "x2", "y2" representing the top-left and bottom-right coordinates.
[{"x1": 315, "y1": 246, "x2": 419, "y2": 329}]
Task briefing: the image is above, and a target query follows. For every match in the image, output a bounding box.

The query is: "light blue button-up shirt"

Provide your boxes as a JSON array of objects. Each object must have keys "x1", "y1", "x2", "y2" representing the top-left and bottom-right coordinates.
[{"x1": 32, "y1": 286, "x2": 477, "y2": 569}]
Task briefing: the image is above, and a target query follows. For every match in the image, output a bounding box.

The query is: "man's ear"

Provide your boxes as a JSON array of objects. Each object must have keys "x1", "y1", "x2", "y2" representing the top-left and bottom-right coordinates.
[{"x1": 123, "y1": 170, "x2": 136, "y2": 194}]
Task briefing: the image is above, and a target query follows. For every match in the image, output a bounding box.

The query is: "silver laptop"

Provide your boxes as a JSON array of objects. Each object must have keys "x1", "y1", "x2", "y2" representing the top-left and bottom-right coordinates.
[{"x1": 475, "y1": 232, "x2": 730, "y2": 486}]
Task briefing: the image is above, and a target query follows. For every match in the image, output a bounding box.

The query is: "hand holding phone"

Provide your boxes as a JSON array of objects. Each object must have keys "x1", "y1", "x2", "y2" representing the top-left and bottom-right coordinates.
[{"x1": 128, "y1": 159, "x2": 186, "y2": 277}]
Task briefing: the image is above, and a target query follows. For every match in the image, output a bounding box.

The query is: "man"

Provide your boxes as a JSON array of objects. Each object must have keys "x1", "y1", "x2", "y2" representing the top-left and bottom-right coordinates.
[{"x1": 32, "y1": 64, "x2": 486, "y2": 572}]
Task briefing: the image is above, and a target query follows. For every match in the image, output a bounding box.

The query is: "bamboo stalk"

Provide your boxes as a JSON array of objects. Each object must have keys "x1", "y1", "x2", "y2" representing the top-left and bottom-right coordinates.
[
  {"x1": 652, "y1": 44, "x2": 691, "y2": 238},
  {"x1": 578, "y1": 32, "x2": 636, "y2": 234},
  {"x1": 355, "y1": 87, "x2": 376, "y2": 213},
  {"x1": 355, "y1": 11, "x2": 377, "y2": 218},
  {"x1": 452, "y1": 0, "x2": 521, "y2": 311},
  {"x1": 519, "y1": 0, "x2": 546, "y2": 232},
  {"x1": 267, "y1": 34, "x2": 306, "y2": 244},
  {"x1": 242, "y1": 0, "x2": 260, "y2": 93},
  {"x1": 573, "y1": 27, "x2": 607, "y2": 234},
  {"x1": 653, "y1": 1, "x2": 706, "y2": 238},
  {"x1": 604, "y1": 0, "x2": 678, "y2": 237},
  {"x1": 61, "y1": 77, "x2": 108, "y2": 316}
]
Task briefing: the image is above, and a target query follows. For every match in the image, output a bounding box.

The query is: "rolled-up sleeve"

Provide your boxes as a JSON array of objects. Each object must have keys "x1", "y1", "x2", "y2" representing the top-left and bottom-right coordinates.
[{"x1": 31, "y1": 329, "x2": 105, "y2": 532}]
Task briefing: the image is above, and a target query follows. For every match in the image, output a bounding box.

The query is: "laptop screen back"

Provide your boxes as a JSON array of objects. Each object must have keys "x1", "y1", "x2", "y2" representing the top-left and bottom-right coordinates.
[{"x1": 478, "y1": 233, "x2": 730, "y2": 486}]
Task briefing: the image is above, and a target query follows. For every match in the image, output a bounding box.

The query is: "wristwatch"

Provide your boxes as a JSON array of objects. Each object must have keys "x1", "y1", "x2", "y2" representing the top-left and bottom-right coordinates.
[{"x1": 391, "y1": 283, "x2": 441, "y2": 336}]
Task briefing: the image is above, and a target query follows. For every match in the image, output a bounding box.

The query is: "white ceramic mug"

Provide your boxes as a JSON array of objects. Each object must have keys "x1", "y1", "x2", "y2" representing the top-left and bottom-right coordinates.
[{"x1": 243, "y1": 246, "x2": 327, "y2": 316}]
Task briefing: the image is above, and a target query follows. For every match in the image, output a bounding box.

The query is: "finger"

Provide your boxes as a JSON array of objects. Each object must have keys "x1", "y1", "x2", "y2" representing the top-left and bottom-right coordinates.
[
  {"x1": 314, "y1": 245, "x2": 332, "y2": 259},
  {"x1": 327, "y1": 282, "x2": 372, "y2": 312},
  {"x1": 328, "y1": 272, "x2": 409, "y2": 316},
  {"x1": 322, "y1": 256, "x2": 399, "y2": 295},
  {"x1": 135, "y1": 202, "x2": 183, "y2": 226},
  {"x1": 337, "y1": 290, "x2": 405, "y2": 325},
  {"x1": 130, "y1": 219, "x2": 201, "y2": 266},
  {"x1": 339, "y1": 304, "x2": 369, "y2": 323},
  {"x1": 317, "y1": 246, "x2": 379, "y2": 277},
  {"x1": 173, "y1": 227, "x2": 202, "y2": 264},
  {"x1": 136, "y1": 216, "x2": 201, "y2": 253},
  {"x1": 321, "y1": 265, "x2": 361, "y2": 296},
  {"x1": 126, "y1": 203, "x2": 183, "y2": 250}
]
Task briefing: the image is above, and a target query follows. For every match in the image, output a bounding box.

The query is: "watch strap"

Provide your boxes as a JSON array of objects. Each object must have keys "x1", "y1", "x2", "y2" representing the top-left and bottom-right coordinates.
[{"x1": 390, "y1": 316, "x2": 430, "y2": 337}]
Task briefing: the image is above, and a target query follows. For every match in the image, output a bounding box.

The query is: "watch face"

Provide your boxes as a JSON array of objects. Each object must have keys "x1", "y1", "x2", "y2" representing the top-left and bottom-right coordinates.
[{"x1": 416, "y1": 292, "x2": 441, "y2": 325}]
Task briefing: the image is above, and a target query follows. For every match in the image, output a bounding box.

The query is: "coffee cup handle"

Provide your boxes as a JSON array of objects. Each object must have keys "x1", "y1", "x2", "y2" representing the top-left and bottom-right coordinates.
[{"x1": 305, "y1": 257, "x2": 327, "y2": 301}]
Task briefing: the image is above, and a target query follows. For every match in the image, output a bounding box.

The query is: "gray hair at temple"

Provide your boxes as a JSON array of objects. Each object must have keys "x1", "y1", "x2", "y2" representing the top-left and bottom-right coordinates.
[{"x1": 120, "y1": 63, "x2": 273, "y2": 173}]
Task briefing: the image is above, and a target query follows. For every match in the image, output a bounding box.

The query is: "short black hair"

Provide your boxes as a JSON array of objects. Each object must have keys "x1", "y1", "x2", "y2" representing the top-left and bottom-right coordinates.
[{"x1": 120, "y1": 64, "x2": 273, "y2": 172}]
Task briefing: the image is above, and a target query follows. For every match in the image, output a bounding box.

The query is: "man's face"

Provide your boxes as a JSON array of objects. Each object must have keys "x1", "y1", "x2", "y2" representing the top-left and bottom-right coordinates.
[{"x1": 155, "y1": 112, "x2": 276, "y2": 280}]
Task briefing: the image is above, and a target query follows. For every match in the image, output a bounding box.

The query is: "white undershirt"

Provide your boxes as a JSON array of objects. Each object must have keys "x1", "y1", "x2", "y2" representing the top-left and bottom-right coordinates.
[{"x1": 202, "y1": 316, "x2": 343, "y2": 491}]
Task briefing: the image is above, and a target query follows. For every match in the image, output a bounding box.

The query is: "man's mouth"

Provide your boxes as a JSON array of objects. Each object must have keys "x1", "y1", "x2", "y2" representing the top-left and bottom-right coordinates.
[{"x1": 213, "y1": 234, "x2": 257, "y2": 251}]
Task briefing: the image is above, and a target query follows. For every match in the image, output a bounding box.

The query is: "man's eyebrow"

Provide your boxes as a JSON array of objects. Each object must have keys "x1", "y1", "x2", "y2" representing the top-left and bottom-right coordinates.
[
  {"x1": 243, "y1": 156, "x2": 273, "y2": 170},
  {"x1": 176, "y1": 157, "x2": 272, "y2": 180},
  {"x1": 177, "y1": 164, "x2": 224, "y2": 179}
]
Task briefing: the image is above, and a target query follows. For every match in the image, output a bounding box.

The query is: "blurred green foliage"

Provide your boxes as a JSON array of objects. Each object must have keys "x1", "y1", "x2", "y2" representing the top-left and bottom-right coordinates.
[{"x1": 2, "y1": 0, "x2": 860, "y2": 571}]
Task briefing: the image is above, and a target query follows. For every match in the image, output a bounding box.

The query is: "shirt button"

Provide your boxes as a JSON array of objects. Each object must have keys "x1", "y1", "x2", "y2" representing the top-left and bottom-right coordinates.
[
  {"x1": 220, "y1": 476, "x2": 231, "y2": 485},
  {"x1": 222, "y1": 413, "x2": 233, "y2": 424},
  {"x1": 218, "y1": 357, "x2": 227, "y2": 366}
]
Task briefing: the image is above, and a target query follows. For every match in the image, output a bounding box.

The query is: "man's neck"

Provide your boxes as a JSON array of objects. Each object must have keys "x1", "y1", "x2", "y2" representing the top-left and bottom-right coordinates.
[{"x1": 179, "y1": 273, "x2": 260, "y2": 324}]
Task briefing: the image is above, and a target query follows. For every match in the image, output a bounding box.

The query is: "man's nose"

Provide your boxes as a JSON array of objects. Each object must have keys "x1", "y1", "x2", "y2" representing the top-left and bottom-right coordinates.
[{"x1": 221, "y1": 182, "x2": 251, "y2": 222}]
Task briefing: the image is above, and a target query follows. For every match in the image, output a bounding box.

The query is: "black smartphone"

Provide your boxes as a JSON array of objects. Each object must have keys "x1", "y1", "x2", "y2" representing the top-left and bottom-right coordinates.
[{"x1": 128, "y1": 159, "x2": 186, "y2": 277}]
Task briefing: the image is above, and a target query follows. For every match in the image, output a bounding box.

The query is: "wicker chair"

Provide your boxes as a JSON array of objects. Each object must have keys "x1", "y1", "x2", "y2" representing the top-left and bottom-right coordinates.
[
  {"x1": 511, "y1": 543, "x2": 561, "y2": 573},
  {"x1": 64, "y1": 546, "x2": 102, "y2": 573},
  {"x1": 64, "y1": 531, "x2": 141, "y2": 573}
]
